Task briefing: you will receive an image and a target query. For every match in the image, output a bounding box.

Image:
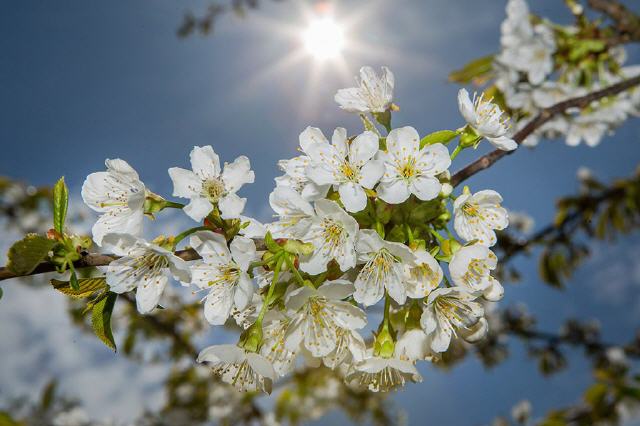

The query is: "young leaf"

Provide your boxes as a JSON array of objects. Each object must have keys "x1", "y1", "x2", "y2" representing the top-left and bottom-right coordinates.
[
  {"x1": 51, "y1": 277, "x2": 108, "y2": 299},
  {"x1": 91, "y1": 291, "x2": 118, "y2": 351},
  {"x1": 448, "y1": 54, "x2": 495, "y2": 84},
  {"x1": 420, "y1": 130, "x2": 458, "y2": 148},
  {"x1": 52, "y1": 176, "x2": 69, "y2": 234},
  {"x1": 6, "y1": 234, "x2": 58, "y2": 275}
]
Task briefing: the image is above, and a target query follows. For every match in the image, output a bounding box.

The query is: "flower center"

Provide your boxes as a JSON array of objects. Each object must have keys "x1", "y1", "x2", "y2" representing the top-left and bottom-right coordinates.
[
  {"x1": 462, "y1": 202, "x2": 480, "y2": 217},
  {"x1": 131, "y1": 253, "x2": 170, "y2": 282},
  {"x1": 436, "y1": 296, "x2": 479, "y2": 329},
  {"x1": 397, "y1": 157, "x2": 418, "y2": 179},
  {"x1": 202, "y1": 178, "x2": 226, "y2": 203},
  {"x1": 209, "y1": 263, "x2": 240, "y2": 287},
  {"x1": 340, "y1": 162, "x2": 359, "y2": 182},
  {"x1": 321, "y1": 219, "x2": 346, "y2": 248}
]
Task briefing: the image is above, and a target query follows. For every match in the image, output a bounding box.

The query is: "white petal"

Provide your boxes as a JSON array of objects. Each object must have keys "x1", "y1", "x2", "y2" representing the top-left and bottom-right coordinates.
[
  {"x1": 221, "y1": 155, "x2": 254, "y2": 193},
  {"x1": 218, "y1": 193, "x2": 246, "y2": 219},
  {"x1": 190, "y1": 145, "x2": 221, "y2": 180},
  {"x1": 377, "y1": 178, "x2": 411, "y2": 204},
  {"x1": 386, "y1": 126, "x2": 420, "y2": 156},
  {"x1": 339, "y1": 182, "x2": 367, "y2": 213},
  {"x1": 487, "y1": 135, "x2": 518, "y2": 151},
  {"x1": 349, "y1": 131, "x2": 379, "y2": 165},
  {"x1": 299, "y1": 126, "x2": 329, "y2": 153},
  {"x1": 458, "y1": 88, "x2": 478, "y2": 125},
  {"x1": 359, "y1": 159, "x2": 385, "y2": 189},
  {"x1": 317, "y1": 279, "x2": 355, "y2": 300},
  {"x1": 183, "y1": 197, "x2": 213, "y2": 222},
  {"x1": 136, "y1": 275, "x2": 168, "y2": 314},
  {"x1": 203, "y1": 286, "x2": 234, "y2": 325},
  {"x1": 168, "y1": 167, "x2": 201, "y2": 198},
  {"x1": 230, "y1": 236, "x2": 257, "y2": 270},
  {"x1": 334, "y1": 88, "x2": 369, "y2": 113},
  {"x1": 409, "y1": 176, "x2": 441, "y2": 201}
]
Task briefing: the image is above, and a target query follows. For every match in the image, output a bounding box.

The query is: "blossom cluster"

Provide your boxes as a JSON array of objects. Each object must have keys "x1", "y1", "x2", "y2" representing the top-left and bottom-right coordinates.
[
  {"x1": 81, "y1": 66, "x2": 511, "y2": 393},
  {"x1": 492, "y1": 0, "x2": 640, "y2": 147}
]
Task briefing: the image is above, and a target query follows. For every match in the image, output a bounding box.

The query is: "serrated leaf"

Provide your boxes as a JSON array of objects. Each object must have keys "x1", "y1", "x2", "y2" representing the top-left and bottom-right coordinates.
[
  {"x1": 91, "y1": 291, "x2": 118, "y2": 351},
  {"x1": 52, "y1": 176, "x2": 69, "y2": 234},
  {"x1": 449, "y1": 54, "x2": 495, "y2": 84},
  {"x1": 420, "y1": 130, "x2": 458, "y2": 148},
  {"x1": 51, "y1": 277, "x2": 108, "y2": 299},
  {"x1": 7, "y1": 234, "x2": 58, "y2": 276}
]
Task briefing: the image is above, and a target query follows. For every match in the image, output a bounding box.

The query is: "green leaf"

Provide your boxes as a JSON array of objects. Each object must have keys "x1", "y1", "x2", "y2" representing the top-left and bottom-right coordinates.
[
  {"x1": 51, "y1": 277, "x2": 108, "y2": 299},
  {"x1": 420, "y1": 130, "x2": 458, "y2": 148},
  {"x1": 449, "y1": 54, "x2": 494, "y2": 84},
  {"x1": 69, "y1": 264, "x2": 79, "y2": 291},
  {"x1": 91, "y1": 291, "x2": 118, "y2": 351},
  {"x1": 52, "y1": 177, "x2": 69, "y2": 234},
  {"x1": 6, "y1": 234, "x2": 58, "y2": 275},
  {"x1": 0, "y1": 287, "x2": 3, "y2": 301}
]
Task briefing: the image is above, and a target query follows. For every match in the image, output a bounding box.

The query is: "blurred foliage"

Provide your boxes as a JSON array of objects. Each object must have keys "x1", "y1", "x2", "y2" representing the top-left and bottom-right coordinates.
[{"x1": 177, "y1": 0, "x2": 284, "y2": 38}]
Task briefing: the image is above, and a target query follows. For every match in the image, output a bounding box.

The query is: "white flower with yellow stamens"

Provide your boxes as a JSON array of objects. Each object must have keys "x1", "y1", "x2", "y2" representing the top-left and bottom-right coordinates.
[
  {"x1": 188, "y1": 232, "x2": 258, "y2": 325},
  {"x1": 267, "y1": 186, "x2": 315, "y2": 239},
  {"x1": 102, "y1": 233, "x2": 191, "y2": 315},
  {"x1": 335, "y1": 66, "x2": 395, "y2": 113},
  {"x1": 81, "y1": 159, "x2": 146, "y2": 246},
  {"x1": 261, "y1": 313, "x2": 298, "y2": 377},
  {"x1": 454, "y1": 189, "x2": 509, "y2": 247},
  {"x1": 284, "y1": 280, "x2": 366, "y2": 357},
  {"x1": 458, "y1": 88, "x2": 518, "y2": 151},
  {"x1": 346, "y1": 352, "x2": 422, "y2": 392},
  {"x1": 420, "y1": 287, "x2": 487, "y2": 353},
  {"x1": 299, "y1": 199, "x2": 359, "y2": 274},
  {"x1": 403, "y1": 249, "x2": 444, "y2": 298},
  {"x1": 305, "y1": 128, "x2": 384, "y2": 213},
  {"x1": 323, "y1": 328, "x2": 367, "y2": 370},
  {"x1": 449, "y1": 244, "x2": 504, "y2": 301},
  {"x1": 376, "y1": 126, "x2": 451, "y2": 204},
  {"x1": 274, "y1": 126, "x2": 333, "y2": 201},
  {"x1": 197, "y1": 344, "x2": 276, "y2": 394},
  {"x1": 353, "y1": 229, "x2": 416, "y2": 306},
  {"x1": 168, "y1": 145, "x2": 254, "y2": 221}
]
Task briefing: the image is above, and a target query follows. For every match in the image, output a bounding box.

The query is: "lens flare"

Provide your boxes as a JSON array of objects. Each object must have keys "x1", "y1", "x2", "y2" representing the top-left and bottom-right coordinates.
[{"x1": 302, "y1": 17, "x2": 345, "y2": 60}]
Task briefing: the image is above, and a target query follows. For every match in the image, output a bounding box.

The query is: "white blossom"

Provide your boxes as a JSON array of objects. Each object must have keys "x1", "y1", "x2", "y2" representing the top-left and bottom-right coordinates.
[
  {"x1": 403, "y1": 249, "x2": 444, "y2": 299},
  {"x1": 395, "y1": 328, "x2": 434, "y2": 362},
  {"x1": 458, "y1": 89, "x2": 517, "y2": 151},
  {"x1": 377, "y1": 126, "x2": 451, "y2": 204},
  {"x1": 102, "y1": 233, "x2": 191, "y2": 314},
  {"x1": 188, "y1": 232, "x2": 257, "y2": 325},
  {"x1": 449, "y1": 244, "x2": 504, "y2": 301},
  {"x1": 322, "y1": 328, "x2": 367, "y2": 370},
  {"x1": 284, "y1": 280, "x2": 366, "y2": 357},
  {"x1": 420, "y1": 287, "x2": 486, "y2": 352},
  {"x1": 335, "y1": 66, "x2": 394, "y2": 113},
  {"x1": 346, "y1": 353, "x2": 422, "y2": 392},
  {"x1": 353, "y1": 229, "x2": 416, "y2": 306},
  {"x1": 454, "y1": 189, "x2": 508, "y2": 247},
  {"x1": 299, "y1": 199, "x2": 359, "y2": 274},
  {"x1": 168, "y1": 145, "x2": 254, "y2": 221},
  {"x1": 197, "y1": 344, "x2": 276, "y2": 393},
  {"x1": 267, "y1": 186, "x2": 314, "y2": 239},
  {"x1": 305, "y1": 128, "x2": 384, "y2": 212},
  {"x1": 81, "y1": 159, "x2": 146, "y2": 246},
  {"x1": 261, "y1": 313, "x2": 298, "y2": 377}
]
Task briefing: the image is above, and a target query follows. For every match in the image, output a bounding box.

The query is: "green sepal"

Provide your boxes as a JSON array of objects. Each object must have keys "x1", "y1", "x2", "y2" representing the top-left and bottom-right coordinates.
[
  {"x1": 373, "y1": 110, "x2": 392, "y2": 133},
  {"x1": 264, "y1": 232, "x2": 282, "y2": 253},
  {"x1": 6, "y1": 234, "x2": 58, "y2": 275},
  {"x1": 52, "y1": 177, "x2": 69, "y2": 234}
]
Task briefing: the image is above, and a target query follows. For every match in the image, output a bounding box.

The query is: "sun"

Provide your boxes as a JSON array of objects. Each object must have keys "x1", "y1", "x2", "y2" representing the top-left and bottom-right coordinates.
[{"x1": 302, "y1": 16, "x2": 345, "y2": 60}]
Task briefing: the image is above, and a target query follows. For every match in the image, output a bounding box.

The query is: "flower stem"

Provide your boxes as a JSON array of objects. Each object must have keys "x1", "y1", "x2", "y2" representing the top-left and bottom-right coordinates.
[
  {"x1": 257, "y1": 254, "x2": 283, "y2": 322},
  {"x1": 450, "y1": 144, "x2": 463, "y2": 160},
  {"x1": 163, "y1": 201, "x2": 185, "y2": 209},
  {"x1": 429, "y1": 228, "x2": 445, "y2": 242},
  {"x1": 285, "y1": 255, "x2": 313, "y2": 289},
  {"x1": 172, "y1": 226, "x2": 210, "y2": 249}
]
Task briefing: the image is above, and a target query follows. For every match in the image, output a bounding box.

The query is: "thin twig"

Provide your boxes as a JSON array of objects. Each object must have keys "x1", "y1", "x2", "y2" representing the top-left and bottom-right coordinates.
[{"x1": 451, "y1": 75, "x2": 640, "y2": 187}]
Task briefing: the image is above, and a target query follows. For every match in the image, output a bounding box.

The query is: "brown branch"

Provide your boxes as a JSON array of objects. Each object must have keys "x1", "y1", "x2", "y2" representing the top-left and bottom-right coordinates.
[
  {"x1": 451, "y1": 74, "x2": 640, "y2": 188},
  {"x1": 588, "y1": 0, "x2": 640, "y2": 45}
]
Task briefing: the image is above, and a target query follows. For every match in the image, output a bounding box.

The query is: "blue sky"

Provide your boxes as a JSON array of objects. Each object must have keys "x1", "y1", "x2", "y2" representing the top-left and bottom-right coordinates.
[{"x1": 1, "y1": 0, "x2": 640, "y2": 424}]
